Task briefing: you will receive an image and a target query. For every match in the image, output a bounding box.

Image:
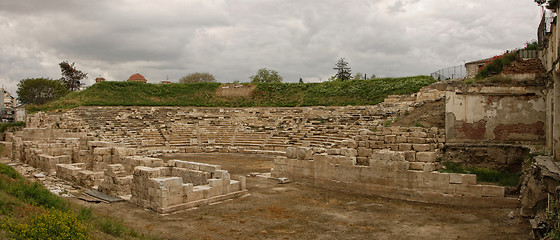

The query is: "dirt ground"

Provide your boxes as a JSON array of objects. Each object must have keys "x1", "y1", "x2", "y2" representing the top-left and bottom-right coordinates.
[
  {"x1": 393, "y1": 99, "x2": 445, "y2": 129},
  {"x1": 69, "y1": 153, "x2": 531, "y2": 240}
]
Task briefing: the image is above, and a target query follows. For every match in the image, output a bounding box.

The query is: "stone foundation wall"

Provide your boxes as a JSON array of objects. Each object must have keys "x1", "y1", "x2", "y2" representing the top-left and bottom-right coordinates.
[
  {"x1": 131, "y1": 161, "x2": 247, "y2": 213},
  {"x1": 273, "y1": 146, "x2": 517, "y2": 207}
]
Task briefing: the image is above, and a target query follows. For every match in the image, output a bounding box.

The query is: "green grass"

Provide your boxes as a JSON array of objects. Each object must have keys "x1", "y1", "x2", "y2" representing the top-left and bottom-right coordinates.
[
  {"x1": 0, "y1": 163, "x2": 156, "y2": 239},
  {"x1": 0, "y1": 122, "x2": 25, "y2": 133},
  {"x1": 439, "y1": 162, "x2": 521, "y2": 187},
  {"x1": 29, "y1": 76, "x2": 435, "y2": 112}
]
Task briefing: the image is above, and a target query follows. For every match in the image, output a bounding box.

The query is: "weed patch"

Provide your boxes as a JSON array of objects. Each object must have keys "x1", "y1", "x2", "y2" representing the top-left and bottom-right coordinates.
[{"x1": 440, "y1": 162, "x2": 521, "y2": 187}]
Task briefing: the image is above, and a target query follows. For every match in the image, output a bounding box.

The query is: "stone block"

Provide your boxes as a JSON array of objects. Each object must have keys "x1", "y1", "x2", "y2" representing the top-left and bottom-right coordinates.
[
  {"x1": 396, "y1": 136, "x2": 407, "y2": 144},
  {"x1": 409, "y1": 162, "x2": 425, "y2": 171},
  {"x1": 412, "y1": 144, "x2": 431, "y2": 152},
  {"x1": 341, "y1": 148, "x2": 357, "y2": 158},
  {"x1": 449, "y1": 173, "x2": 462, "y2": 184},
  {"x1": 93, "y1": 147, "x2": 112, "y2": 156},
  {"x1": 296, "y1": 147, "x2": 313, "y2": 160},
  {"x1": 403, "y1": 151, "x2": 416, "y2": 161},
  {"x1": 356, "y1": 157, "x2": 369, "y2": 166},
  {"x1": 416, "y1": 152, "x2": 437, "y2": 162},
  {"x1": 326, "y1": 149, "x2": 341, "y2": 155},
  {"x1": 286, "y1": 147, "x2": 297, "y2": 159},
  {"x1": 422, "y1": 163, "x2": 436, "y2": 172},
  {"x1": 357, "y1": 147, "x2": 372, "y2": 157},
  {"x1": 481, "y1": 185, "x2": 505, "y2": 197},
  {"x1": 408, "y1": 137, "x2": 425, "y2": 144},
  {"x1": 398, "y1": 143, "x2": 412, "y2": 151},
  {"x1": 341, "y1": 139, "x2": 358, "y2": 148},
  {"x1": 462, "y1": 174, "x2": 477, "y2": 185},
  {"x1": 384, "y1": 135, "x2": 397, "y2": 143},
  {"x1": 198, "y1": 163, "x2": 221, "y2": 172},
  {"x1": 239, "y1": 176, "x2": 247, "y2": 190},
  {"x1": 134, "y1": 166, "x2": 161, "y2": 179}
]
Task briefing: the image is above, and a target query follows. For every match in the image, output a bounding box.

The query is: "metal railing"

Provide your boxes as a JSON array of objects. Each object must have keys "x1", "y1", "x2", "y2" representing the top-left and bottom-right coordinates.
[
  {"x1": 518, "y1": 49, "x2": 538, "y2": 59},
  {"x1": 430, "y1": 65, "x2": 466, "y2": 81}
]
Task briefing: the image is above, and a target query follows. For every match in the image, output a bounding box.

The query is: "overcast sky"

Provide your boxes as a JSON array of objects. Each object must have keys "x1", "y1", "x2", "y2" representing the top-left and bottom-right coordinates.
[{"x1": 0, "y1": 0, "x2": 543, "y2": 96}]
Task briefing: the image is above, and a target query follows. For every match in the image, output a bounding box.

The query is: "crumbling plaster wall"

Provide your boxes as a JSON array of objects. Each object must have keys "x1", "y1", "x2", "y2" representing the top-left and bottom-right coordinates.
[{"x1": 445, "y1": 85, "x2": 546, "y2": 144}]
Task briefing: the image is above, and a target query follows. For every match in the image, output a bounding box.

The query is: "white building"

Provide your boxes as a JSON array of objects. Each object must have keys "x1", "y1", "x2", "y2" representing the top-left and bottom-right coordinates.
[{"x1": 1, "y1": 88, "x2": 16, "y2": 122}]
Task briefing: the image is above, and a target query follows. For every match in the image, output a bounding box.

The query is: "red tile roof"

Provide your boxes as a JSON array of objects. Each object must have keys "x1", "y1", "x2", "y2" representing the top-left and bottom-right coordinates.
[{"x1": 127, "y1": 73, "x2": 147, "y2": 83}]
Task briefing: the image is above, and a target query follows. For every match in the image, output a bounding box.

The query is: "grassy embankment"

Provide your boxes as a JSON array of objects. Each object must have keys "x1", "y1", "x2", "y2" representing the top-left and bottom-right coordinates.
[
  {"x1": 28, "y1": 76, "x2": 435, "y2": 112},
  {"x1": 439, "y1": 162, "x2": 521, "y2": 187},
  {"x1": 0, "y1": 163, "x2": 155, "y2": 239}
]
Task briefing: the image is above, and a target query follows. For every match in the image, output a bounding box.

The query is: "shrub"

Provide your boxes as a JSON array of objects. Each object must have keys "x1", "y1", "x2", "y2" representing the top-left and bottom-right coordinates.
[
  {"x1": 2, "y1": 209, "x2": 88, "y2": 240},
  {"x1": 475, "y1": 52, "x2": 518, "y2": 79},
  {"x1": 440, "y1": 162, "x2": 521, "y2": 187}
]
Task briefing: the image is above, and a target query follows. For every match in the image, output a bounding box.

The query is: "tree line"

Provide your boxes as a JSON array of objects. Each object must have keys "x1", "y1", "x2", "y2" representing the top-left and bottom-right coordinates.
[{"x1": 18, "y1": 58, "x2": 375, "y2": 105}]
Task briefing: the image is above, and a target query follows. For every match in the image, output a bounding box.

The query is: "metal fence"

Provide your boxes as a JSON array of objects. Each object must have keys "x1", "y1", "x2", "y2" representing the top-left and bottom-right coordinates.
[
  {"x1": 430, "y1": 65, "x2": 466, "y2": 81},
  {"x1": 518, "y1": 49, "x2": 538, "y2": 59}
]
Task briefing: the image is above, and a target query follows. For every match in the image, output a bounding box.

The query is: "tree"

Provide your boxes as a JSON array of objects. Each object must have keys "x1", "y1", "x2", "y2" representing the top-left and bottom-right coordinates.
[
  {"x1": 59, "y1": 61, "x2": 87, "y2": 91},
  {"x1": 16, "y1": 78, "x2": 69, "y2": 105},
  {"x1": 352, "y1": 73, "x2": 365, "y2": 80},
  {"x1": 179, "y1": 72, "x2": 217, "y2": 83},
  {"x1": 536, "y1": 0, "x2": 559, "y2": 10},
  {"x1": 333, "y1": 58, "x2": 351, "y2": 81},
  {"x1": 250, "y1": 68, "x2": 283, "y2": 83}
]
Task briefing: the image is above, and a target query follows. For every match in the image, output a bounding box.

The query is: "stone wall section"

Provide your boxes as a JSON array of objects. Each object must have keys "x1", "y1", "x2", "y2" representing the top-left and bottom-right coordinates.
[
  {"x1": 273, "y1": 146, "x2": 517, "y2": 207},
  {"x1": 130, "y1": 160, "x2": 247, "y2": 213}
]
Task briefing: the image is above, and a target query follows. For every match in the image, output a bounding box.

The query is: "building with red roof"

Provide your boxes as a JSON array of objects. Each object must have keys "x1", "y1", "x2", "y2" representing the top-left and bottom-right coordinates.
[{"x1": 127, "y1": 73, "x2": 147, "y2": 83}]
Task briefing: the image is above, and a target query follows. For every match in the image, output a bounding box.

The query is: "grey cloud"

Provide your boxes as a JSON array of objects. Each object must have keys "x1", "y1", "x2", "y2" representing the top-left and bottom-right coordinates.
[{"x1": 0, "y1": 0, "x2": 543, "y2": 97}]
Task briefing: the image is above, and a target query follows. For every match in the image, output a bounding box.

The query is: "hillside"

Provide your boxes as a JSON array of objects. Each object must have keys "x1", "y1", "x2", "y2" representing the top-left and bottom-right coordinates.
[{"x1": 28, "y1": 76, "x2": 435, "y2": 112}]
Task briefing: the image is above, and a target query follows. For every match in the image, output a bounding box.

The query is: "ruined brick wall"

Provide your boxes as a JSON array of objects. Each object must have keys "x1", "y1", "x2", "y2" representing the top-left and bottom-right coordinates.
[{"x1": 445, "y1": 85, "x2": 546, "y2": 144}]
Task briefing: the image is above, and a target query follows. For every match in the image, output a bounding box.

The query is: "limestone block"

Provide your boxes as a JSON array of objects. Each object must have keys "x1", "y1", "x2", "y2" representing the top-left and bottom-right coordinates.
[
  {"x1": 341, "y1": 139, "x2": 358, "y2": 148},
  {"x1": 134, "y1": 166, "x2": 161, "y2": 179},
  {"x1": 112, "y1": 147, "x2": 137, "y2": 158},
  {"x1": 408, "y1": 137, "x2": 425, "y2": 144},
  {"x1": 396, "y1": 136, "x2": 407, "y2": 144},
  {"x1": 416, "y1": 152, "x2": 437, "y2": 162},
  {"x1": 356, "y1": 157, "x2": 369, "y2": 166},
  {"x1": 423, "y1": 163, "x2": 436, "y2": 172},
  {"x1": 93, "y1": 147, "x2": 112, "y2": 156},
  {"x1": 403, "y1": 151, "x2": 416, "y2": 162},
  {"x1": 462, "y1": 174, "x2": 477, "y2": 185},
  {"x1": 409, "y1": 162, "x2": 425, "y2": 171},
  {"x1": 296, "y1": 147, "x2": 313, "y2": 160},
  {"x1": 455, "y1": 185, "x2": 482, "y2": 197},
  {"x1": 198, "y1": 163, "x2": 221, "y2": 172},
  {"x1": 341, "y1": 148, "x2": 358, "y2": 158},
  {"x1": 371, "y1": 149, "x2": 406, "y2": 162},
  {"x1": 326, "y1": 149, "x2": 341, "y2": 155},
  {"x1": 398, "y1": 143, "x2": 412, "y2": 151},
  {"x1": 229, "y1": 180, "x2": 241, "y2": 192},
  {"x1": 412, "y1": 144, "x2": 432, "y2": 152},
  {"x1": 239, "y1": 176, "x2": 247, "y2": 190},
  {"x1": 481, "y1": 185, "x2": 504, "y2": 197},
  {"x1": 207, "y1": 184, "x2": 225, "y2": 198},
  {"x1": 190, "y1": 138, "x2": 198, "y2": 145},
  {"x1": 274, "y1": 157, "x2": 288, "y2": 166},
  {"x1": 115, "y1": 176, "x2": 133, "y2": 185},
  {"x1": 411, "y1": 131, "x2": 428, "y2": 138},
  {"x1": 449, "y1": 173, "x2": 462, "y2": 184},
  {"x1": 191, "y1": 186, "x2": 210, "y2": 201},
  {"x1": 384, "y1": 135, "x2": 397, "y2": 144},
  {"x1": 286, "y1": 147, "x2": 297, "y2": 159},
  {"x1": 174, "y1": 161, "x2": 200, "y2": 171}
]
